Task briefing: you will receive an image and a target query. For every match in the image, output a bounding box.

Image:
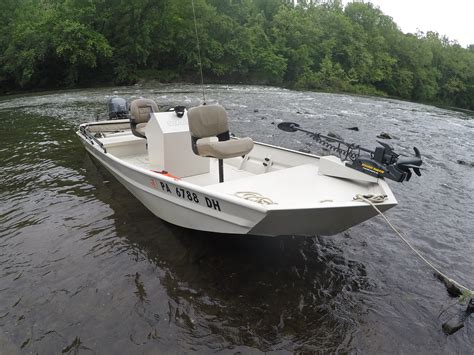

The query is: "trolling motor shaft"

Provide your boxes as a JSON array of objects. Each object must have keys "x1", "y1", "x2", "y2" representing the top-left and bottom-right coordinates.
[{"x1": 277, "y1": 122, "x2": 423, "y2": 183}]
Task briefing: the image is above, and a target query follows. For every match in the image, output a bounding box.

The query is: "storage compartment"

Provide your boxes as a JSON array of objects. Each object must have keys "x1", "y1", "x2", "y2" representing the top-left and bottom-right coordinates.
[
  {"x1": 145, "y1": 111, "x2": 210, "y2": 177},
  {"x1": 100, "y1": 134, "x2": 146, "y2": 156}
]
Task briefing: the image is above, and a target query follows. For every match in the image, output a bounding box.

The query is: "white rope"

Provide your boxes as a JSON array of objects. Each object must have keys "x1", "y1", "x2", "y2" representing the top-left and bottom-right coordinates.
[
  {"x1": 234, "y1": 191, "x2": 276, "y2": 205},
  {"x1": 354, "y1": 194, "x2": 473, "y2": 297},
  {"x1": 354, "y1": 194, "x2": 387, "y2": 204}
]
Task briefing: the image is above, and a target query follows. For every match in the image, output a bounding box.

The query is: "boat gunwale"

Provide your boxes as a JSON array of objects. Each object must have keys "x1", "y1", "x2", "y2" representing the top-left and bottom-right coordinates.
[{"x1": 78, "y1": 120, "x2": 322, "y2": 160}]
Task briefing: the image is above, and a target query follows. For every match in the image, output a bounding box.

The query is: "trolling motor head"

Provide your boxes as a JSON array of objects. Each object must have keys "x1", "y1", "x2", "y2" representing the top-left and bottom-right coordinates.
[
  {"x1": 277, "y1": 121, "x2": 423, "y2": 183},
  {"x1": 349, "y1": 142, "x2": 422, "y2": 182}
]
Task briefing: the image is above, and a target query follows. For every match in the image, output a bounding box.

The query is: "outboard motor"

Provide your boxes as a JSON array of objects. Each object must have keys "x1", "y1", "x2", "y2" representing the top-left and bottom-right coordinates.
[{"x1": 107, "y1": 97, "x2": 128, "y2": 119}]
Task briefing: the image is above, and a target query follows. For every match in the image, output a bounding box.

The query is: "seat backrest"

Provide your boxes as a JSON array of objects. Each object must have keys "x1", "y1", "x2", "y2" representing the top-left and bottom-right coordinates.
[
  {"x1": 130, "y1": 98, "x2": 158, "y2": 124},
  {"x1": 187, "y1": 104, "x2": 253, "y2": 183},
  {"x1": 187, "y1": 105, "x2": 229, "y2": 139}
]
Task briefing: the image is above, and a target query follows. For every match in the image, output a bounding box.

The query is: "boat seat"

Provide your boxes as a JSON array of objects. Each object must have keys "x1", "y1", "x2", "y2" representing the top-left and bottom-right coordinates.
[
  {"x1": 188, "y1": 104, "x2": 253, "y2": 183},
  {"x1": 129, "y1": 98, "x2": 158, "y2": 139}
]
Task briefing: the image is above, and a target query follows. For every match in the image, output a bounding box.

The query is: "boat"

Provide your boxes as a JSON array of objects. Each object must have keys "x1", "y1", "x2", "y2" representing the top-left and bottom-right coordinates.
[{"x1": 77, "y1": 97, "x2": 422, "y2": 237}]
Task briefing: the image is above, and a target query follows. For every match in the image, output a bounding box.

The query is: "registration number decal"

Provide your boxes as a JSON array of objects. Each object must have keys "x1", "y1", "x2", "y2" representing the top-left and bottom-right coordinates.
[{"x1": 150, "y1": 178, "x2": 221, "y2": 211}]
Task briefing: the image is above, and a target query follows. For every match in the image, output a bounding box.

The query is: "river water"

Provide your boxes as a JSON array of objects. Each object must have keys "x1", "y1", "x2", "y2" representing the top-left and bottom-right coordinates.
[{"x1": 0, "y1": 84, "x2": 473, "y2": 353}]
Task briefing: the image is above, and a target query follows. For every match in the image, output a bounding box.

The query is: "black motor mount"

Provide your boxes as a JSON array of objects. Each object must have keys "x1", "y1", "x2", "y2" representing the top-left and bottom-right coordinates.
[{"x1": 277, "y1": 122, "x2": 423, "y2": 183}]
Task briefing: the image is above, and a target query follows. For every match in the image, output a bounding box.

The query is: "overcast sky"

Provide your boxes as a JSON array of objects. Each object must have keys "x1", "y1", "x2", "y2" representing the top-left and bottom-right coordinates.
[{"x1": 343, "y1": 0, "x2": 473, "y2": 47}]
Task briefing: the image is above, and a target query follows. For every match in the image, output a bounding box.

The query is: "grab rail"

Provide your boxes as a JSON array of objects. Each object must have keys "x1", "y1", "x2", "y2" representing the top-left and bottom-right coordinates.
[{"x1": 80, "y1": 125, "x2": 107, "y2": 153}]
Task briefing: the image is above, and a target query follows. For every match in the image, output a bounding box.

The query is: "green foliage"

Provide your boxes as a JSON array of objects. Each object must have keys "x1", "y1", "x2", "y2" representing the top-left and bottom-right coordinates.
[{"x1": 0, "y1": 0, "x2": 473, "y2": 110}]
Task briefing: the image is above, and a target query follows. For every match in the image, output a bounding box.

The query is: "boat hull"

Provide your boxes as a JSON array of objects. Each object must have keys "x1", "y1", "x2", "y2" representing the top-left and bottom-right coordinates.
[
  {"x1": 78, "y1": 131, "x2": 396, "y2": 237},
  {"x1": 82, "y1": 140, "x2": 265, "y2": 234}
]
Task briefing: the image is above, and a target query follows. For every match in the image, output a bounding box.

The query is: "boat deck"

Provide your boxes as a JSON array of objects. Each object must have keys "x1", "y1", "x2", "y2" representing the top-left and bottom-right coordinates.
[
  {"x1": 206, "y1": 163, "x2": 378, "y2": 208},
  {"x1": 121, "y1": 153, "x2": 379, "y2": 208},
  {"x1": 121, "y1": 154, "x2": 255, "y2": 185},
  {"x1": 95, "y1": 129, "x2": 386, "y2": 209}
]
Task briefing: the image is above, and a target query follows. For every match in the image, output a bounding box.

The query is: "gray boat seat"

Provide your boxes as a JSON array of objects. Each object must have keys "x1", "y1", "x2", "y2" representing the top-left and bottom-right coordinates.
[
  {"x1": 188, "y1": 104, "x2": 253, "y2": 182},
  {"x1": 129, "y1": 98, "x2": 158, "y2": 138}
]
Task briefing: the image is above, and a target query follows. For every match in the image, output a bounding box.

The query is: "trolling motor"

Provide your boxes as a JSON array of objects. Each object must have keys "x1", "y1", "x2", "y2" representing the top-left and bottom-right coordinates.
[{"x1": 278, "y1": 122, "x2": 422, "y2": 183}]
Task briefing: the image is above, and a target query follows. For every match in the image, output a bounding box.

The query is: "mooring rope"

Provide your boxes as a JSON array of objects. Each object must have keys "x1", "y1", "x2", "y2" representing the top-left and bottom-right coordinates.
[
  {"x1": 354, "y1": 194, "x2": 473, "y2": 298},
  {"x1": 234, "y1": 191, "x2": 276, "y2": 205}
]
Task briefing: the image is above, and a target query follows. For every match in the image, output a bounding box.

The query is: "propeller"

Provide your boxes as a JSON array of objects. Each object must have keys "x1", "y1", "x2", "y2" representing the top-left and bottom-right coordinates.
[{"x1": 394, "y1": 147, "x2": 423, "y2": 181}]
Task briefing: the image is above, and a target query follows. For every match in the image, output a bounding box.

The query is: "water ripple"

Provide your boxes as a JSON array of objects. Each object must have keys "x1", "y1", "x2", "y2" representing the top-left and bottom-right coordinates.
[{"x1": 0, "y1": 84, "x2": 472, "y2": 353}]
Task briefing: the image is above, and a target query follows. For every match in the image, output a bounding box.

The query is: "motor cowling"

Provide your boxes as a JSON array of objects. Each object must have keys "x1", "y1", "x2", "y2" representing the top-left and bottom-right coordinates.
[{"x1": 107, "y1": 97, "x2": 128, "y2": 119}]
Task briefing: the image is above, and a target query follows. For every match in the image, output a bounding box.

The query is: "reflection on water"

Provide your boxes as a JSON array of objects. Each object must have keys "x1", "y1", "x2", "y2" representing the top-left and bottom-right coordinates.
[
  {"x1": 0, "y1": 84, "x2": 473, "y2": 353},
  {"x1": 82, "y1": 157, "x2": 367, "y2": 352}
]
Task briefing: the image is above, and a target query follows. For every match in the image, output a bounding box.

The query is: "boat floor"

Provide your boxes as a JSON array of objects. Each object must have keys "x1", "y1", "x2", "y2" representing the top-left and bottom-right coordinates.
[
  {"x1": 121, "y1": 154, "x2": 255, "y2": 185},
  {"x1": 121, "y1": 153, "x2": 380, "y2": 208}
]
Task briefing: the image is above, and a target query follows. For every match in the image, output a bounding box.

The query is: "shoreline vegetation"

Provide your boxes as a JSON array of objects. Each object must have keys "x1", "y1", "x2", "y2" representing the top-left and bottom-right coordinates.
[{"x1": 1, "y1": 0, "x2": 473, "y2": 110}]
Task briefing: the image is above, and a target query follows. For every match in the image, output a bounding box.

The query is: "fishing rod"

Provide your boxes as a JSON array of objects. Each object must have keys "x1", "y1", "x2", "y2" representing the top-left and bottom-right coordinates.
[
  {"x1": 191, "y1": 0, "x2": 206, "y2": 104},
  {"x1": 277, "y1": 122, "x2": 423, "y2": 183}
]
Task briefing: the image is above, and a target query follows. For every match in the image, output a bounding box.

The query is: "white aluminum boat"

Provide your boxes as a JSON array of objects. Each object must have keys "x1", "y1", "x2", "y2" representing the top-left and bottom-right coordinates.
[{"x1": 76, "y1": 98, "x2": 416, "y2": 237}]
